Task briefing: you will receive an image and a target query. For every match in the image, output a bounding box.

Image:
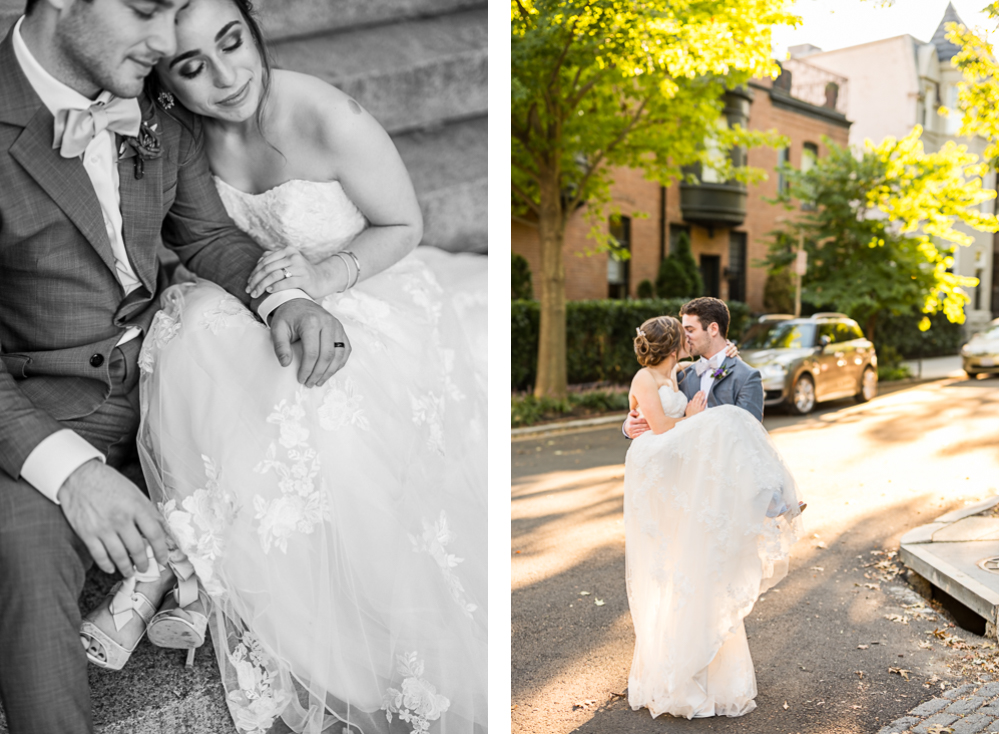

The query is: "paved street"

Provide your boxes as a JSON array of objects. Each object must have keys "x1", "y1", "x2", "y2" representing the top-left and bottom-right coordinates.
[{"x1": 512, "y1": 375, "x2": 999, "y2": 734}]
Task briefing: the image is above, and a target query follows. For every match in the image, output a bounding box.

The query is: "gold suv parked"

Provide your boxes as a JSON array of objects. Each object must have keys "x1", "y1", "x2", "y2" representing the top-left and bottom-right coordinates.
[
  {"x1": 961, "y1": 318, "x2": 999, "y2": 378},
  {"x1": 739, "y1": 313, "x2": 878, "y2": 414}
]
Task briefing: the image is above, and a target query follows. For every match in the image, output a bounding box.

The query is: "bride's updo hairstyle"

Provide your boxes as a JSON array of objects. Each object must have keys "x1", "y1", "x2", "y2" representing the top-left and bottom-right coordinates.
[{"x1": 633, "y1": 316, "x2": 682, "y2": 367}]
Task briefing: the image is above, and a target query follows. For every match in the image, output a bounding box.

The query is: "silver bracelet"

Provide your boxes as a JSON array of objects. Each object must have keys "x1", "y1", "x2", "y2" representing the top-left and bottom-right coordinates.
[
  {"x1": 343, "y1": 250, "x2": 361, "y2": 288},
  {"x1": 333, "y1": 251, "x2": 355, "y2": 293}
]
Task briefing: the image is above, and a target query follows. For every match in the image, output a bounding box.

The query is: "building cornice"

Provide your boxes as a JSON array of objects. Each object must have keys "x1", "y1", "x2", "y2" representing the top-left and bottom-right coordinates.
[{"x1": 750, "y1": 81, "x2": 852, "y2": 128}]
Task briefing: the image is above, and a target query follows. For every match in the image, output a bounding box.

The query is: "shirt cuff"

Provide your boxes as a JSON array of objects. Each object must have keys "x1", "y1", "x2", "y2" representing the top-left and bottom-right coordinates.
[
  {"x1": 20, "y1": 429, "x2": 105, "y2": 505},
  {"x1": 257, "y1": 288, "x2": 314, "y2": 323},
  {"x1": 622, "y1": 418, "x2": 630, "y2": 439}
]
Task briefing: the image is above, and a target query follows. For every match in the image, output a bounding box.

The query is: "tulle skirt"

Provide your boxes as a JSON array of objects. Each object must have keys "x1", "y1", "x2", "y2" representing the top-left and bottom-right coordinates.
[
  {"x1": 137, "y1": 248, "x2": 487, "y2": 734},
  {"x1": 623, "y1": 405, "x2": 803, "y2": 719}
]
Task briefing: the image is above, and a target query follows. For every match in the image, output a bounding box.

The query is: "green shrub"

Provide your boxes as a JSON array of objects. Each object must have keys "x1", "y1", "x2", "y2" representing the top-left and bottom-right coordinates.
[
  {"x1": 874, "y1": 310, "x2": 965, "y2": 359},
  {"x1": 511, "y1": 389, "x2": 631, "y2": 427},
  {"x1": 512, "y1": 253, "x2": 534, "y2": 300},
  {"x1": 511, "y1": 298, "x2": 752, "y2": 390},
  {"x1": 637, "y1": 279, "x2": 655, "y2": 299},
  {"x1": 763, "y1": 268, "x2": 795, "y2": 314},
  {"x1": 655, "y1": 230, "x2": 703, "y2": 298}
]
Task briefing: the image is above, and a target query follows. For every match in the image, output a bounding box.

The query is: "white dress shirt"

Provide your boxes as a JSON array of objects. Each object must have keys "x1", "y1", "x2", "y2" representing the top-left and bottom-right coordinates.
[
  {"x1": 698, "y1": 347, "x2": 728, "y2": 398},
  {"x1": 12, "y1": 17, "x2": 307, "y2": 502}
]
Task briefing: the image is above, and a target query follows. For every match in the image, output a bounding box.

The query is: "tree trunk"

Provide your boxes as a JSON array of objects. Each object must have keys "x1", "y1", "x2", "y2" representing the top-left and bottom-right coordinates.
[{"x1": 534, "y1": 172, "x2": 568, "y2": 399}]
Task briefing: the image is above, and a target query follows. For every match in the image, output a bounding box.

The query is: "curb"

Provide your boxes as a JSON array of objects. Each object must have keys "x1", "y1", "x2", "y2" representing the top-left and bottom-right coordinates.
[{"x1": 510, "y1": 373, "x2": 972, "y2": 439}]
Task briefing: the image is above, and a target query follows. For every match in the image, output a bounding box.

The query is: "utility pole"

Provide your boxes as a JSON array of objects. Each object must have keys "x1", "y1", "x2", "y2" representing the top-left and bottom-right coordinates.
[{"x1": 794, "y1": 234, "x2": 807, "y2": 318}]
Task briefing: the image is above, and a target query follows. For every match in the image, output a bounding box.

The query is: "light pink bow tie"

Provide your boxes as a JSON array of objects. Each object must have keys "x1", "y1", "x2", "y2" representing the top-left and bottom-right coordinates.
[
  {"x1": 693, "y1": 358, "x2": 713, "y2": 377},
  {"x1": 52, "y1": 94, "x2": 142, "y2": 159}
]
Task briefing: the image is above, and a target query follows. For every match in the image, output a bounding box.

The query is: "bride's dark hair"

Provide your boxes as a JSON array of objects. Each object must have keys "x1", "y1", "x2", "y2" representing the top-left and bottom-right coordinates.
[
  {"x1": 634, "y1": 316, "x2": 682, "y2": 367},
  {"x1": 144, "y1": 0, "x2": 276, "y2": 143}
]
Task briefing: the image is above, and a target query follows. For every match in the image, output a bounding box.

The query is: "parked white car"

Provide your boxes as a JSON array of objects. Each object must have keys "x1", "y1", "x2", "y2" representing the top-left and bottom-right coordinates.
[{"x1": 961, "y1": 318, "x2": 1000, "y2": 378}]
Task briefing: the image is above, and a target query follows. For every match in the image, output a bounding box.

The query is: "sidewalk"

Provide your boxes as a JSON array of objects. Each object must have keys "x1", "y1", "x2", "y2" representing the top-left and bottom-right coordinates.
[{"x1": 513, "y1": 354, "x2": 970, "y2": 438}]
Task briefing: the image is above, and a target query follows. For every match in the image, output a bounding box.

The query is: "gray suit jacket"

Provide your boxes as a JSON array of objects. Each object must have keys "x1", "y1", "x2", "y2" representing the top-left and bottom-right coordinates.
[
  {"x1": 0, "y1": 27, "x2": 266, "y2": 481},
  {"x1": 676, "y1": 356, "x2": 765, "y2": 422}
]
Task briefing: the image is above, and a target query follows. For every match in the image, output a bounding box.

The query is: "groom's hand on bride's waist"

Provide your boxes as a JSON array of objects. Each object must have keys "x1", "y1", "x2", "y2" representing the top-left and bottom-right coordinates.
[
  {"x1": 268, "y1": 299, "x2": 351, "y2": 387},
  {"x1": 57, "y1": 460, "x2": 170, "y2": 578}
]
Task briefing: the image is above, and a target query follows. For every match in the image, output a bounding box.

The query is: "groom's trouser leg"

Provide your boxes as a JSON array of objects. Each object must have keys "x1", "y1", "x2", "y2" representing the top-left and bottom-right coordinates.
[{"x1": 0, "y1": 341, "x2": 142, "y2": 734}]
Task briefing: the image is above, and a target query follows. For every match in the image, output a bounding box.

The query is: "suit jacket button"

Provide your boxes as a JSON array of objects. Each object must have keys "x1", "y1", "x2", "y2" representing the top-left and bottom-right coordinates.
[{"x1": 90, "y1": 353, "x2": 104, "y2": 368}]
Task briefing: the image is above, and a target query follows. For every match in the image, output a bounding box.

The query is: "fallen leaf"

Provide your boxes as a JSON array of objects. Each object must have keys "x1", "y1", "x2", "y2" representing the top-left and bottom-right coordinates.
[
  {"x1": 815, "y1": 541, "x2": 828, "y2": 549},
  {"x1": 918, "y1": 641, "x2": 933, "y2": 650},
  {"x1": 864, "y1": 583, "x2": 879, "y2": 590},
  {"x1": 926, "y1": 725, "x2": 954, "y2": 734},
  {"x1": 888, "y1": 667, "x2": 912, "y2": 681},
  {"x1": 594, "y1": 599, "x2": 605, "y2": 606},
  {"x1": 579, "y1": 591, "x2": 590, "y2": 596},
  {"x1": 782, "y1": 701, "x2": 789, "y2": 710},
  {"x1": 884, "y1": 614, "x2": 909, "y2": 624},
  {"x1": 855, "y1": 670, "x2": 865, "y2": 680},
  {"x1": 857, "y1": 644, "x2": 869, "y2": 650},
  {"x1": 810, "y1": 566, "x2": 825, "y2": 572}
]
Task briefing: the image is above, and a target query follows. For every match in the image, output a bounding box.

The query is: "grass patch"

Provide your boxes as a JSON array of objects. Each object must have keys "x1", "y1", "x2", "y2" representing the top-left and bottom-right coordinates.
[
  {"x1": 512, "y1": 386, "x2": 630, "y2": 428},
  {"x1": 878, "y1": 365, "x2": 913, "y2": 382}
]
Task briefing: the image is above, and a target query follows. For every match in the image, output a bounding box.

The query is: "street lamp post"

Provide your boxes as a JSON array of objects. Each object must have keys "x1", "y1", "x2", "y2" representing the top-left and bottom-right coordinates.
[{"x1": 794, "y1": 234, "x2": 807, "y2": 318}]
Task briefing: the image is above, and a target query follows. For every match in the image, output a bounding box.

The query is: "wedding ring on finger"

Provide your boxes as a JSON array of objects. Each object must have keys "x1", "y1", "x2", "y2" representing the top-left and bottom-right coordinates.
[{"x1": 281, "y1": 267, "x2": 292, "y2": 280}]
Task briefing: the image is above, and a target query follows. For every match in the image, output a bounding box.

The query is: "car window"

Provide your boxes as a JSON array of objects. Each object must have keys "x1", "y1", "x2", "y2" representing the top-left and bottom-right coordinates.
[
  {"x1": 846, "y1": 323, "x2": 865, "y2": 340},
  {"x1": 816, "y1": 323, "x2": 838, "y2": 344},
  {"x1": 834, "y1": 323, "x2": 858, "y2": 343},
  {"x1": 741, "y1": 322, "x2": 816, "y2": 349}
]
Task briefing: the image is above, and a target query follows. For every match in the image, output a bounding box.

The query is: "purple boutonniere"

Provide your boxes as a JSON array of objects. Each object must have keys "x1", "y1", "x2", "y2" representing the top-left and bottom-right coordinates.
[
  {"x1": 710, "y1": 365, "x2": 732, "y2": 381},
  {"x1": 119, "y1": 120, "x2": 162, "y2": 180}
]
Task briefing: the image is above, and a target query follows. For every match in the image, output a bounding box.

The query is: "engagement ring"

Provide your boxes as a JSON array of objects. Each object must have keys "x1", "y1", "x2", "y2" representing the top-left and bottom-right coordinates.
[{"x1": 281, "y1": 267, "x2": 291, "y2": 280}]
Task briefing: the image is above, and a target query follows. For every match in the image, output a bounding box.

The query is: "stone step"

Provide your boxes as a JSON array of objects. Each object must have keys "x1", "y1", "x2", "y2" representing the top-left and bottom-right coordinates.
[
  {"x1": 270, "y1": 8, "x2": 487, "y2": 135},
  {"x1": 397, "y1": 115, "x2": 487, "y2": 253},
  {"x1": 258, "y1": 0, "x2": 484, "y2": 40}
]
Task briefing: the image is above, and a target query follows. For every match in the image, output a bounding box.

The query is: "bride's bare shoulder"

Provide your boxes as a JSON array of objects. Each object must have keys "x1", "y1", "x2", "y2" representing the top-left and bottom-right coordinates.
[{"x1": 271, "y1": 70, "x2": 386, "y2": 147}]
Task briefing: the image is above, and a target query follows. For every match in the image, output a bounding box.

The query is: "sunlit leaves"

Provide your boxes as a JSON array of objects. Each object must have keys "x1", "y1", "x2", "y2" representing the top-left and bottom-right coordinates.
[{"x1": 943, "y1": 2, "x2": 998, "y2": 169}]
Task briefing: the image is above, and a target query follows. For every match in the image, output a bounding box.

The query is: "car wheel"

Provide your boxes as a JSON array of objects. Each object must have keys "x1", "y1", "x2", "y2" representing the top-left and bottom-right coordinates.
[
  {"x1": 787, "y1": 374, "x2": 816, "y2": 415},
  {"x1": 855, "y1": 367, "x2": 877, "y2": 403},
  {"x1": 965, "y1": 370, "x2": 981, "y2": 379}
]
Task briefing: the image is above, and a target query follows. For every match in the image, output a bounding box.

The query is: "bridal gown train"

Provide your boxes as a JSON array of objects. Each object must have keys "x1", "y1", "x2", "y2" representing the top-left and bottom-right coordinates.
[
  {"x1": 623, "y1": 386, "x2": 803, "y2": 719},
  {"x1": 137, "y1": 178, "x2": 487, "y2": 734}
]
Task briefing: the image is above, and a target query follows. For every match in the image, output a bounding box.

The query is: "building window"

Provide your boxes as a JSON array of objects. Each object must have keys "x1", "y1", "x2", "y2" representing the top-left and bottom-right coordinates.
[
  {"x1": 777, "y1": 147, "x2": 789, "y2": 195},
  {"x1": 669, "y1": 223, "x2": 691, "y2": 255},
  {"x1": 727, "y1": 231, "x2": 747, "y2": 302},
  {"x1": 700, "y1": 254, "x2": 721, "y2": 298},
  {"x1": 607, "y1": 214, "x2": 631, "y2": 299},
  {"x1": 802, "y1": 142, "x2": 818, "y2": 173}
]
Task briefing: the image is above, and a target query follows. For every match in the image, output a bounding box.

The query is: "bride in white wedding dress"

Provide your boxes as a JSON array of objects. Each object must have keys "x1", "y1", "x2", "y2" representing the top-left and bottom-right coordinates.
[
  {"x1": 108, "y1": 1, "x2": 486, "y2": 732},
  {"x1": 624, "y1": 316, "x2": 802, "y2": 720}
]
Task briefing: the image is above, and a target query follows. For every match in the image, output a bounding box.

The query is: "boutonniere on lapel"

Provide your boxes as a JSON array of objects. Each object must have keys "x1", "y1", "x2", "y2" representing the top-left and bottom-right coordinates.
[
  {"x1": 710, "y1": 364, "x2": 732, "y2": 381},
  {"x1": 118, "y1": 120, "x2": 162, "y2": 180}
]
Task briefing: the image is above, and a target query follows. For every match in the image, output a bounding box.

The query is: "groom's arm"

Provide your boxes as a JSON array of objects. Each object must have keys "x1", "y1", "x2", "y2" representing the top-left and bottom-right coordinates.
[
  {"x1": 160, "y1": 114, "x2": 347, "y2": 385},
  {"x1": 733, "y1": 369, "x2": 765, "y2": 422}
]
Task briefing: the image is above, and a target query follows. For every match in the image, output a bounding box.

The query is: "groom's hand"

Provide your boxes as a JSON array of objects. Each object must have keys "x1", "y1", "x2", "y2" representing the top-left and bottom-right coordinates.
[
  {"x1": 58, "y1": 460, "x2": 170, "y2": 577},
  {"x1": 624, "y1": 409, "x2": 651, "y2": 439},
  {"x1": 269, "y1": 299, "x2": 351, "y2": 387}
]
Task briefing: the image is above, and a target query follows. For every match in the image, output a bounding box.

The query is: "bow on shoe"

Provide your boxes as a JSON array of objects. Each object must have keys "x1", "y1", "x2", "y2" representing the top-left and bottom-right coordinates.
[{"x1": 107, "y1": 546, "x2": 199, "y2": 631}]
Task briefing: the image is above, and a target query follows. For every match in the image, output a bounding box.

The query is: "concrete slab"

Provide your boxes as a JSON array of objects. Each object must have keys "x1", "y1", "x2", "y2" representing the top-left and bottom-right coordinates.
[{"x1": 900, "y1": 496, "x2": 998, "y2": 630}]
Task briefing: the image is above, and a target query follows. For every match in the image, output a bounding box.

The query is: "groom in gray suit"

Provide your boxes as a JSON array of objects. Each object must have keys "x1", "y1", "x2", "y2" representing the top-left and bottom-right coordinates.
[
  {"x1": 625, "y1": 297, "x2": 764, "y2": 437},
  {"x1": 0, "y1": 2, "x2": 350, "y2": 732}
]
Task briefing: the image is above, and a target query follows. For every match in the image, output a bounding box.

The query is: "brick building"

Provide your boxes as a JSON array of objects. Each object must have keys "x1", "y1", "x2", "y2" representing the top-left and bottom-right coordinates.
[{"x1": 512, "y1": 73, "x2": 851, "y2": 312}]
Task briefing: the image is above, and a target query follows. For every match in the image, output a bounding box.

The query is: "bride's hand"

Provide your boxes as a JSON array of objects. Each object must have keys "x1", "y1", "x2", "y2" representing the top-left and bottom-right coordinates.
[
  {"x1": 247, "y1": 248, "x2": 339, "y2": 299},
  {"x1": 685, "y1": 391, "x2": 707, "y2": 417},
  {"x1": 724, "y1": 340, "x2": 740, "y2": 359}
]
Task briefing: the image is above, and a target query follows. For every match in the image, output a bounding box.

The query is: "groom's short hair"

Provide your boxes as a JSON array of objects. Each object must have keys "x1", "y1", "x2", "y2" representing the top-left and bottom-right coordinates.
[{"x1": 680, "y1": 297, "x2": 730, "y2": 338}]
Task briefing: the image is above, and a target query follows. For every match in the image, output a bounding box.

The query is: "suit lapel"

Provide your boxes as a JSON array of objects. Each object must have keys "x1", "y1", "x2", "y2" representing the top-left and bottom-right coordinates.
[
  {"x1": 0, "y1": 30, "x2": 118, "y2": 277},
  {"x1": 707, "y1": 355, "x2": 737, "y2": 406},
  {"x1": 117, "y1": 96, "x2": 162, "y2": 293}
]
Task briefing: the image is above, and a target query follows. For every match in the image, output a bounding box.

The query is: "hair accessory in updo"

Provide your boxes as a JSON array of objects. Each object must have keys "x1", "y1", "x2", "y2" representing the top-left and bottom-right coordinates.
[{"x1": 633, "y1": 315, "x2": 682, "y2": 368}]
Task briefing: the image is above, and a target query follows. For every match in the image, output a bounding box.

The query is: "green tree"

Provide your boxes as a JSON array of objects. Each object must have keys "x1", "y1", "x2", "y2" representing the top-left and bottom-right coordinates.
[
  {"x1": 512, "y1": 252, "x2": 535, "y2": 300},
  {"x1": 944, "y1": 1, "x2": 998, "y2": 170},
  {"x1": 766, "y1": 128, "x2": 998, "y2": 340},
  {"x1": 512, "y1": 0, "x2": 796, "y2": 398},
  {"x1": 636, "y1": 279, "x2": 655, "y2": 299},
  {"x1": 655, "y1": 230, "x2": 703, "y2": 298}
]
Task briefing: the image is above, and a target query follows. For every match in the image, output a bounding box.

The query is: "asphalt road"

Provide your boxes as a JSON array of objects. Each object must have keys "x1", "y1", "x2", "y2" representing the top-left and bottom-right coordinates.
[{"x1": 511, "y1": 375, "x2": 999, "y2": 734}]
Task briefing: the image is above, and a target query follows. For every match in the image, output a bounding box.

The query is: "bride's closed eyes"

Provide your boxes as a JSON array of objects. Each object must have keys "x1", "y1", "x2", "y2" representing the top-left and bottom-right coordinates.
[{"x1": 175, "y1": 30, "x2": 245, "y2": 79}]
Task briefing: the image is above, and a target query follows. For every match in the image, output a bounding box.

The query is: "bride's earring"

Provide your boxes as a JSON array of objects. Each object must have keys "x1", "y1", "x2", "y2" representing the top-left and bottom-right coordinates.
[{"x1": 157, "y1": 91, "x2": 175, "y2": 110}]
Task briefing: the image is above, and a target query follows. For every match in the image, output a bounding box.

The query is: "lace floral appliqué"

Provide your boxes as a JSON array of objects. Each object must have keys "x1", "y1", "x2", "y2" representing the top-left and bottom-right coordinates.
[
  {"x1": 225, "y1": 629, "x2": 292, "y2": 734},
  {"x1": 382, "y1": 651, "x2": 450, "y2": 734},
  {"x1": 158, "y1": 455, "x2": 238, "y2": 592},
  {"x1": 410, "y1": 511, "x2": 478, "y2": 618},
  {"x1": 138, "y1": 309, "x2": 181, "y2": 374},
  {"x1": 200, "y1": 293, "x2": 261, "y2": 334},
  {"x1": 317, "y1": 377, "x2": 370, "y2": 432},
  {"x1": 252, "y1": 388, "x2": 331, "y2": 553},
  {"x1": 410, "y1": 392, "x2": 445, "y2": 456}
]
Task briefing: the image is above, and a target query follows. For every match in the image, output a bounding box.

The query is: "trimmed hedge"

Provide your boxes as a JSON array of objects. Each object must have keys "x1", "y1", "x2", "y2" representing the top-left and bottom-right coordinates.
[
  {"x1": 873, "y1": 310, "x2": 966, "y2": 360},
  {"x1": 512, "y1": 298, "x2": 752, "y2": 391}
]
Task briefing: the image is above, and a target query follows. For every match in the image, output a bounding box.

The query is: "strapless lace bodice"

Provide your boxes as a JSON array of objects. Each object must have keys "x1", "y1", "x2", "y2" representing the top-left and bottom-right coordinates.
[
  {"x1": 658, "y1": 384, "x2": 687, "y2": 418},
  {"x1": 214, "y1": 177, "x2": 367, "y2": 263}
]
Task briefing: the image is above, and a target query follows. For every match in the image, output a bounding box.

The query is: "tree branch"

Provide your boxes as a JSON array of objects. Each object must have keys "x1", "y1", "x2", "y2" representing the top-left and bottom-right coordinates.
[{"x1": 512, "y1": 180, "x2": 542, "y2": 215}]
